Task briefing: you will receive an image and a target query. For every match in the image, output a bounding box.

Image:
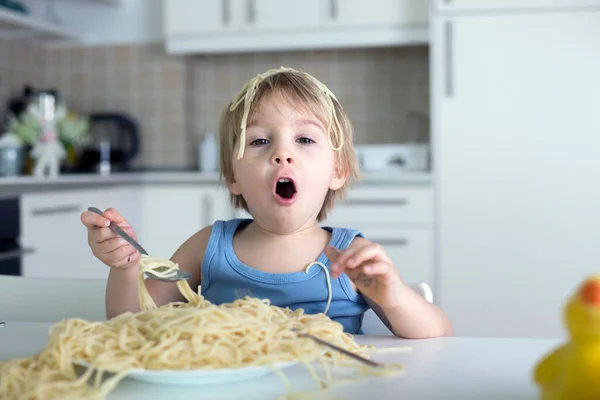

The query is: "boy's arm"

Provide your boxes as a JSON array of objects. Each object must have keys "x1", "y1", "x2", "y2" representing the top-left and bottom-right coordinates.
[
  {"x1": 361, "y1": 288, "x2": 454, "y2": 339},
  {"x1": 106, "y1": 225, "x2": 212, "y2": 319},
  {"x1": 326, "y1": 237, "x2": 453, "y2": 339}
]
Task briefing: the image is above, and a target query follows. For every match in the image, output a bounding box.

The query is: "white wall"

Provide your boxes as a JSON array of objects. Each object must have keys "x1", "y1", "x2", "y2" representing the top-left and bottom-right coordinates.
[{"x1": 54, "y1": 0, "x2": 163, "y2": 45}]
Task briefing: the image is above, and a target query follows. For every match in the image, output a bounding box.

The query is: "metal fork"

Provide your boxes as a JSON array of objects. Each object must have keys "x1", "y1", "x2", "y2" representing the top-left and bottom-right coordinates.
[
  {"x1": 87, "y1": 207, "x2": 191, "y2": 283},
  {"x1": 292, "y1": 329, "x2": 384, "y2": 368}
]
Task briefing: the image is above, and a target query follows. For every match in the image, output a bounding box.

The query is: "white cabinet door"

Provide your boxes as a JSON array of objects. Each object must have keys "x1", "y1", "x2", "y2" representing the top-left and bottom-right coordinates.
[
  {"x1": 139, "y1": 186, "x2": 206, "y2": 260},
  {"x1": 165, "y1": 0, "x2": 320, "y2": 35},
  {"x1": 20, "y1": 188, "x2": 127, "y2": 279},
  {"x1": 210, "y1": 185, "x2": 237, "y2": 221},
  {"x1": 436, "y1": 0, "x2": 600, "y2": 13},
  {"x1": 164, "y1": 0, "x2": 245, "y2": 36},
  {"x1": 323, "y1": 0, "x2": 427, "y2": 28},
  {"x1": 359, "y1": 227, "x2": 435, "y2": 289},
  {"x1": 325, "y1": 187, "x2": 434, "y2": 227},
  {"x1": 247, "y1": 0, "x2": 321, "y2": 30},
  {"x1": 139, "y1": 184, "x2": 234, "y2": 260},
  {"x1": 433, "y1": 10, "x2": 600, "y2": 338}
]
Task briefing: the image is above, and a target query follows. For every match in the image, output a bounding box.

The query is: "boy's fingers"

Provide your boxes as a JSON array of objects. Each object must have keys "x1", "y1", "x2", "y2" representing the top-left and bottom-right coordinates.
[
  {"x1": 324, "y1": 246, "x2": 340, "y2": 262},
  {"x1": 103, "y1": 208, "x2": 129, "y2": 226},
  {"x1": 344, "y1": 244, "x2": 390, "y2": 268},
  {"x1": 81, "y1": 211, "x2": 110, "y2": 229},
  {"x1": 330, "y1": 246, "x2": 364, "y2": 277},
  {"x1": 103, "y1": 243, "x2": 137, "y2": 266},
  {"x1": 325, "y1": 247, "x2": 348, "y2": 278},
  {"x1": 95, "y1": 236, "x2": 128, "y2": 251},
  {"x1": 360, "y1": 262, "x2": 389, "y2": 276}
]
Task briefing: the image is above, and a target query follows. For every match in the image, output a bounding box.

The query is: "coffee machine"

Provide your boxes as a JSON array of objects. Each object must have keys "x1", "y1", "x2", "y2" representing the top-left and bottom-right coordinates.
[{"x1": 72, "y1": 113, "x2": 140, "y2": 173}]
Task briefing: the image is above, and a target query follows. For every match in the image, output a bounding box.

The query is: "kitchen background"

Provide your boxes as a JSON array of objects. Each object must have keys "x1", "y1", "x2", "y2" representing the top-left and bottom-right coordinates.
[
  {"x1": 0, "y1": 40, "x2": 429, "y2": 169},
  {"x1": 1, "y1": 0, "x2": 599, "y2": 342}
]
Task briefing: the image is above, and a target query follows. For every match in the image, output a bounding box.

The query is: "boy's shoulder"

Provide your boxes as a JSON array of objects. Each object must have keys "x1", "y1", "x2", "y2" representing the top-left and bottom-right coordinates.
[{"x1": 318, "y1": 223, "x2": 371, "y2": 247}]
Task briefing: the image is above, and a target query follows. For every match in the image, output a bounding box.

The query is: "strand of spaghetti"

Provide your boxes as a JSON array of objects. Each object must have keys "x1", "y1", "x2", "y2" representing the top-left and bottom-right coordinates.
[
  {"x1": 230, "y1": 67, "x2": 344, "y2": 160},
  {"x1": 305, "y1": 261, "x2": 333, "y2": 315}
]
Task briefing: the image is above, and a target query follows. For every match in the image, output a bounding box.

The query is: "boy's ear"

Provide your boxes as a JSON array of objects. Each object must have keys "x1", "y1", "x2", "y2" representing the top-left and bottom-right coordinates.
[
  {"x1": 329, "y1": 167, "x2": 348, "y2": 191},
  {"x1": 227, "y1": 176, "x2": 242, "y2": 195}
]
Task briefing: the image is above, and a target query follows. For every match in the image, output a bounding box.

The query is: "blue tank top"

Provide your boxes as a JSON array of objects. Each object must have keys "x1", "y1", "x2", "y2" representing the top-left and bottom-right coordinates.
[{"x1": 200, "y1": 218, "x2": 370, "y2": 334}]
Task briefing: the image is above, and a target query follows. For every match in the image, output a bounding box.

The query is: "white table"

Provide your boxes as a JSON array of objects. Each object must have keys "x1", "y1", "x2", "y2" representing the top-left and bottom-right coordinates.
[{"x1": 0, "y1": 320, "x2": 560, "y2": 400}]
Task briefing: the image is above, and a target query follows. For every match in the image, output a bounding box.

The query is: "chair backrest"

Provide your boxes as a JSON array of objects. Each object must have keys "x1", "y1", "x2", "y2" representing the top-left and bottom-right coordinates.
[
  {"x1": 0, "y1": 275, "x2": 107, "y2": 323},
  {"x1": 360, "y1": 282, "x2": 434, "y2": 336}
]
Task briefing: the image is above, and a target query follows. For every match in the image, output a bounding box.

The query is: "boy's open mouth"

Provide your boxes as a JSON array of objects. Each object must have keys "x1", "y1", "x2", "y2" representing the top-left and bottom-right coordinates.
[{"x1": 275, "y1": 178, "x2": 297, "y2": 199}]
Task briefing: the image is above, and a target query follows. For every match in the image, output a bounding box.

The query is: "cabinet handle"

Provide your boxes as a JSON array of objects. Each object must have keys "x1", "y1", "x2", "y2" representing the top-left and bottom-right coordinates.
[
  {"x1": 444, "y1": 20, "x2": 454, "y2": 97},
  {"x1": 222, "y1": 0, "x2": 230, "y2": 25},
  {"x1": 371, "y1": 238, "x2": 408, "y2": 247},
  {"x1": 0, "y1": 247, "x2": 35, "y2": 262},
  {"x1": 31, "y1": 205, "x2": 81, "y2": 217},
  {"x1": 345, "y1": 198, "x2": 408, "y2": 206},
  {"x1": 247, "y1": 0, "x2": 255, "y2": 23},
  {"x1": 329, "y1": 0, "x2": 338, "y2": 19}
]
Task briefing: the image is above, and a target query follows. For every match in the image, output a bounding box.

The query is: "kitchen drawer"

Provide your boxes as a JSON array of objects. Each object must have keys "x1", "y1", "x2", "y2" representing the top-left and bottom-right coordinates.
[
  {"x1": 358, "y1": 227, "x2": 435, "y2": 287},
  {"x1": 325, "y1": 187, "x2": 433, "y2": 227},
  {"x1": 20, "y1": 187, "x2": 135, "y2": 279}
]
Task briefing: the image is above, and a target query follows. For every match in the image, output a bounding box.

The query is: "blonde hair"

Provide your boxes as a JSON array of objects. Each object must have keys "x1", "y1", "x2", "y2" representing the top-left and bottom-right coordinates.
[{"x1": 218, "y1": 67, "x2": 360, "y2": 221}]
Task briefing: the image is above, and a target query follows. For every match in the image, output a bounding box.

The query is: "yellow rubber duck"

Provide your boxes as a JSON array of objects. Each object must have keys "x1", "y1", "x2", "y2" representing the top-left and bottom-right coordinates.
[{"x1": 533, "y1": 275, "x2": 600, "y2": 400}]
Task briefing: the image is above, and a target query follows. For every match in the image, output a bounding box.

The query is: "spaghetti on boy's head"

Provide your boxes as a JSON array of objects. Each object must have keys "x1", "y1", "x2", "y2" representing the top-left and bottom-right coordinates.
[{"x1": 218, "y1": 67, "x2": 360, "y2": 221}]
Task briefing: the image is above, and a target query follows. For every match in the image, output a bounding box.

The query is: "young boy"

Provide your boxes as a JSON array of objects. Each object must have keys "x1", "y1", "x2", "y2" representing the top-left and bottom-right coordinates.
[{"x1": 81, "y1": 67, "x2": 453, "y2": 339}]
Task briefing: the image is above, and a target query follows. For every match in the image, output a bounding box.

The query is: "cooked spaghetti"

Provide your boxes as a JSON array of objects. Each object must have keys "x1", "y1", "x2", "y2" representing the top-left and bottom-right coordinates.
[{"x1": 0, "y1": 256, "x2": 405, "y2": 400}]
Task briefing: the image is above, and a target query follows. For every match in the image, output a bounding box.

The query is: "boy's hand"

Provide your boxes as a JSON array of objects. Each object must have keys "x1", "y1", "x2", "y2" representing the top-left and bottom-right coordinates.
[
  {"x1": 80, "y1": 208, "x2": 140, "y2": 270},
  {"x1": 325, "y1": 238, "x2": 404, "y2": 310}
]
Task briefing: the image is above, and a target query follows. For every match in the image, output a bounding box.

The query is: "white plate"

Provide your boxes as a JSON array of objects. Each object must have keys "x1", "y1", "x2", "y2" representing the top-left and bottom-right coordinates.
[{"x1": 73, "y1": 360, "x2": 298, "y2": 385}]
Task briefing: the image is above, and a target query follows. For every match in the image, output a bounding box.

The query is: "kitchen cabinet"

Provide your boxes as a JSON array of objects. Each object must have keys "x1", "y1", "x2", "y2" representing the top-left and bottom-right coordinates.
[
  {"x1": 0, "y1": 6, "x2": 78, "y2": 41},
  {"x1": 138, "y1": 184, "x2": 233, "y2": 260},
  {"x1": 435, "y1": 0, "x2": 600, "y2": 13},
  {"x1": 249, "y1": 0, "x2": 321, "y2": 31},
  {"x1": 164, "y1": 0, "x2": 428, "y2": 54},
  {"x1": 20, "y1": 186, "x2": 140, "y2": 279},
  {"x1": 164, "y1": 0, "x2": 320, "y2": 36},
  {"x1": 325, "y1": 187, "x2": 434, "y2": 227},
  {"x1": 432, "y1": 9, "x2": 600, "y2": 338},
  {"x1": 358, "y1": 227, "x2": 434, "y2": 287},
  {"x1": 164, "y1": 0, "x2": 241, "y2": 36},
  {"x1": 322, "y1": 187, "x2": 435, "y2": 291},
  {"x1": 324, "y1": 0, "x2": 428, "y2": 28}
]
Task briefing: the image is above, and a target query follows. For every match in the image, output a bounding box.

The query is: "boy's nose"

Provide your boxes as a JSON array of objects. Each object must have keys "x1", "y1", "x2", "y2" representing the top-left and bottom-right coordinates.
[
  {"x1": 273, "y1": 156, "x2": 293, "y2": 164},
  {"x1": 272, "y1": 149, "x2": 294, "y2": 165}
]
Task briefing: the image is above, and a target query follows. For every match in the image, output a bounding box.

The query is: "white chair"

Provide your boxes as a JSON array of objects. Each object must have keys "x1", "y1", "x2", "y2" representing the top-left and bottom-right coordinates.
[
  {"x1": 0, "y1": 275, "x2": 108, "y2": 323},
  {"x1": 361, "y1": 282, "x2": 434, "y2": 336}
]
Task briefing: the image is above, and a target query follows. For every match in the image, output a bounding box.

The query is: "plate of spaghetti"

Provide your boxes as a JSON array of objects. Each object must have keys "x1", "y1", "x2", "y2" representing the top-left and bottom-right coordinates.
[
  {"x1": 0, "y1": 255, "x2": 406, "y2": 399},
  {"x1": 72, "y1": 359, "x2": 299, "y2": 385}
]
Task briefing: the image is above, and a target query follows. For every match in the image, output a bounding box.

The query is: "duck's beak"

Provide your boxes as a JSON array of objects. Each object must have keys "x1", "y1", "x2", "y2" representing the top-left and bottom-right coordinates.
[{"x1": 579, "y1": 278, "x2": 600, "y2": 306}]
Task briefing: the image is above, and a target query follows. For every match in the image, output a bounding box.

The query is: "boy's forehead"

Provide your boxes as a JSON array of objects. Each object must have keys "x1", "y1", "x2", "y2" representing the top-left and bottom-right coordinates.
[{"x1": 248, "y1": 90, "x2": 324, "y2": 125}]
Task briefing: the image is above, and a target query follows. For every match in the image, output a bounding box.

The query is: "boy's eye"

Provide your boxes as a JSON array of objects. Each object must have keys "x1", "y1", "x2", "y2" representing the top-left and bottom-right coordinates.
[
  {"x1": 250, "y1": 138, "x2": 269, "y2": 146},
  {"x1": 297, "y1": 137, "x2": 315, "y2": 144}
]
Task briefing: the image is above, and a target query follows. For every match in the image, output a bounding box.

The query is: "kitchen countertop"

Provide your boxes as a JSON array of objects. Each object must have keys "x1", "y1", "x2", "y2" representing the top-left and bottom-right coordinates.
[{"x1": 0, "y1": 170, "x2": 432, "y2": 197}]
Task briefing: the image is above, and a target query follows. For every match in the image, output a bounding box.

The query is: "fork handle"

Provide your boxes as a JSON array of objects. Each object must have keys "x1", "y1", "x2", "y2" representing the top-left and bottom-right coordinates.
[
  {"x1": 87, "y1": 207, "x2": 149, "y2": 256},
  {"x1": 298, "y1": 333, "x2": 382, "y2": 368}
]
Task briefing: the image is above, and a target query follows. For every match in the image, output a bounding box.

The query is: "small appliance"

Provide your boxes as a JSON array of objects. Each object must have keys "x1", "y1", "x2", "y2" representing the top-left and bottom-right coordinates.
[{"x1": 72, "y1": 113, "x2": 140, "y2": 173}]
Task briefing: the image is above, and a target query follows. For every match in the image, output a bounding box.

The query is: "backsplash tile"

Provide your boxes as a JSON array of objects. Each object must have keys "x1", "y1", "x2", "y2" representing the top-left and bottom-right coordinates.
[{"x1": 0, "y1": 40, "x2": 429, "y2": 169}]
